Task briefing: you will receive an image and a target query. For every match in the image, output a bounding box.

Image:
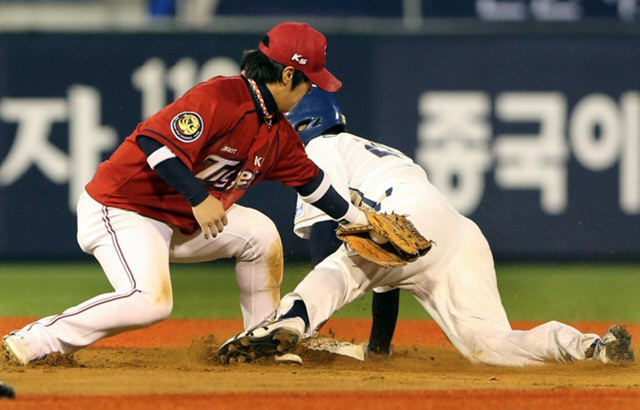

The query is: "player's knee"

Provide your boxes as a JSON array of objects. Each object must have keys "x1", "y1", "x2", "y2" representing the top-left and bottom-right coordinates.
[
  {"x1": 135, "y1": 289, "x2": 173, "y2": 326},
  {"x1": 150, "y1": 290, "x2": 174, "y2": 322},
  {"x1": 239, "y1": 217, "x2": 283, "y2": 265},
  {"x1": 143, "y1": 299, "x2": 173, "y2": 326},
  {"x1": 465, "y1": 331, "x2": 514, "y2": 365},
  {"x1": 246, "y1": 217, "x2": 280, "y2": 250},
  {"x1": 234, "y1": 210, "x2": 283, "y2": 290},
  {"x1": 444, "y1": 327, "x2": 483, "y2": 363},
  {"x1": 235, "y1": 209, "x2": 279, "y2": 243},
  {"x1": 152, "y1": 299, "x2": 173, "y2": 322},
  {"x1": 76, "y1": 229, "x2": 93, "y2": 254}
]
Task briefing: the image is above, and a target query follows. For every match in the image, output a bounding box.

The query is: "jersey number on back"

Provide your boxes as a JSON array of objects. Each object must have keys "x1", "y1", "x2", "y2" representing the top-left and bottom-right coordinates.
[{"x1": 364, "y1": 141, "x2": 409, "y2": 160}]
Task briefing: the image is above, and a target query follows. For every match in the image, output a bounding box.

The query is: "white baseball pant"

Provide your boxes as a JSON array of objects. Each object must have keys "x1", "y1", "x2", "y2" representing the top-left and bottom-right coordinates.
[
  {"x1": 11, "y1": 191, "x2": 283, "y2": 360},
  {"x1": 279, "y1": 183, "x2": 599, "y2": 366}
]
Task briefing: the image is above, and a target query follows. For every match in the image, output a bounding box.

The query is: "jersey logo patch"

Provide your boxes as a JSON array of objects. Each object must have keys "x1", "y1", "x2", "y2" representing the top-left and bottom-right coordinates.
[
  {"x1": 171, "y1": 111, "x2": 203, "y2": 143},
  {"x1": 294, "y1": 201, "x2": 304, "y2": 220}
]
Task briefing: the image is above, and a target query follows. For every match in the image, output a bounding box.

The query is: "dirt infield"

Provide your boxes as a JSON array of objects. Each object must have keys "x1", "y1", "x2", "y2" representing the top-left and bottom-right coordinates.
[{"x1": 1, "y1": 318, "x2": 639, "y2": 409}]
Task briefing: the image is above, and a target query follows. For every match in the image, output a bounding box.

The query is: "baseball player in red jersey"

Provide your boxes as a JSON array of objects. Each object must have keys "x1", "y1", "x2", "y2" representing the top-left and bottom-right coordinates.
[{"x1": 2, "y1": 22, "x2": 368, "y2": 366}]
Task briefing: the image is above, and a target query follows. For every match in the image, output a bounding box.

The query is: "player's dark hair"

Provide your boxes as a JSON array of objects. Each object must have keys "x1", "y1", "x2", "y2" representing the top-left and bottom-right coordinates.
[{"x1": 241, "y1": 46, "x2": 308, "y2": 88}]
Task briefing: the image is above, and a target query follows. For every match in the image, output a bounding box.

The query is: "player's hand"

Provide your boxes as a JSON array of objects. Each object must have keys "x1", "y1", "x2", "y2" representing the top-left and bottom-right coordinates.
[{"x1": 192, "y1": 195, "x2": 228, "y2": 239}]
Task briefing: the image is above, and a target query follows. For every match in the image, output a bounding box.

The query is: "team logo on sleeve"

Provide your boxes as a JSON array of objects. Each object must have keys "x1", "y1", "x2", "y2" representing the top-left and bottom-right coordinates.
[{"x1": 171, "y1": 111, "x2": 204, "y2": 143}]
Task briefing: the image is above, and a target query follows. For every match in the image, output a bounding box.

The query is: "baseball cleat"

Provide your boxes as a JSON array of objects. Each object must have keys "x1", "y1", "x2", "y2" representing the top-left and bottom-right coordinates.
[
  {"x1": 2, "y1": 333, "x2": 33, "y2": 366},
  {"x1": 591, "y1": 325, "x2": 634, "y2": 364},
  {"x1": 218, "y1": 317, "x2": 305, "y2": 364},
  {"x1": 0, "y1": 381, "x2": 16, "y2": 399}
]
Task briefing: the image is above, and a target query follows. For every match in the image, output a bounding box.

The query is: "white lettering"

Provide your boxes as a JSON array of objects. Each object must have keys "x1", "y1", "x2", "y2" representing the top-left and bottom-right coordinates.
[
  {"x1": 291, "y1": 53, "x2": 308, "y2": 65},
  {"x1": 195, "y1": 154, "x2": 241, "y2": 182},
  {"x1": 0, "y1": 98, "x2": 69, "y2": 184},
  {"x1": 417, "y1": 90, "x2": 640, "y2": 215},
  {"x1": 416, "y1": 92, "x2": 492, "y2": 214},
  {"x1": 167, "y1": 58, "x2": 199, "y2": 99},
  {"x1": 530, "y1": 0, "x2": 581, "y2": 21},
  {"x1": 476, "y1": 0, "x2": 582, "y2": 21},
  {"x1": 476, "y1": 0, "x2": 528, "y2": 20},
  {"x1": 569, "y1": 94, "x2": 622, "y2": 171},
  {"x1": 233, "y1": 170, "x2": 255, "y2": 188},
  {"x1": 132, "y1": 57, "x2": 241, "y2": 120},
  {"x1": 67, "y1": 86, "x2": 117, "y2": 208},
  {"x1": 620, "y1": 92, "x2": 640, "y2": 213},
  {"x1": 221, "y1": 146, "x2": 238, "y2": 154},
  {"x1": 131, "y1": 57, "x2": 167, "y2": 119},
  {"x1": 494, "y1": 92, "x2": 568, "y2": 214},
  {"x1": 0, "y1": 86, "x2": 117, "y2": 212}
]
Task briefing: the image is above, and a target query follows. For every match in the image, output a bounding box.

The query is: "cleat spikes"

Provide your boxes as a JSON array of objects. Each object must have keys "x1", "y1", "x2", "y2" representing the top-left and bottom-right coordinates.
[{"x1": 218, "y1": 317, "x2": 305, "y2": 364}]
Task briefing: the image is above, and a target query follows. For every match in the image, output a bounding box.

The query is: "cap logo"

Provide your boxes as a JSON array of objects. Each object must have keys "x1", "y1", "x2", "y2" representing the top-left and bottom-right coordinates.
[{"x1": 291, "y1": 53, "x2": 308, "y2": 65}]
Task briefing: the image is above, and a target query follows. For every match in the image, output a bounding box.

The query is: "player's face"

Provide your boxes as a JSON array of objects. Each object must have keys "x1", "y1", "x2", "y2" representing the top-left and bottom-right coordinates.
[
  {"x1": 271, "y1": 67, "x2": 313, "y2": 113},
  {"x1": 285, "y1": 81, "x2": 311, "y2": 112},
  {"x1": 280, "y1": 79, "x2": 313, "y2": 113}
]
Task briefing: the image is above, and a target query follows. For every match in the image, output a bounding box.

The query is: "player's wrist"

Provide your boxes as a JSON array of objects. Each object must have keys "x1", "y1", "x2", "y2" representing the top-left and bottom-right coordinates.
[
  {"x1": 342, "y1": 206, "x2": 367, "y2": 225},
  {"x1": 188, "y1": 190, "x2": 209, "y2": 207}
]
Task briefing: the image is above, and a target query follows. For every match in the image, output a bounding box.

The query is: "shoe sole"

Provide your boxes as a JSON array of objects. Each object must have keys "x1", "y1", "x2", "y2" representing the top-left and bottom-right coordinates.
[
  {"x1": 2, "y1": 337, "x2": 28, "y2": 366},
  {"x1": 608, "y1": 326, "x2": 634, "y2": 363},
  {"x1": 219, "y1": 328, "x2": 300, "y2": 364}
]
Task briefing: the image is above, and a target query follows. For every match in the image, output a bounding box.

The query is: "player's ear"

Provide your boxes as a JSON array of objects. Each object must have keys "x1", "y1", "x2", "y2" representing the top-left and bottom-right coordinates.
[{"x1": 281, "y1": 66, "x2": 295, "y2": 86}]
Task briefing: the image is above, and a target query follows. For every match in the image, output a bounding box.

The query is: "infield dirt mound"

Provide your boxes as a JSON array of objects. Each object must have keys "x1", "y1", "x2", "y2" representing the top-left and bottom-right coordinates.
[
  {"x1": 1, "y1": 318, "x2": 639, "y2": 409},
  {"x1": 2, "y1": 317, "x2": 636, "y2": 349}
]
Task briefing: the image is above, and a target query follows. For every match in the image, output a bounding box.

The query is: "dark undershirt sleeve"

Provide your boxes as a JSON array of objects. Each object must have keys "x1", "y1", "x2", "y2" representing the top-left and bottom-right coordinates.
[
  {"x1": 294, "y1": 170, "x2": 324, "y2": 197},
  {"x1": 294, "y1": 171, "x2": 353, "y2": 222},
  {"x1": 137, "y1": 135, "x2": 209, "y2": 207},
  {"x1": 304, "y1": 186, "x2": 350, "y2": 221}
]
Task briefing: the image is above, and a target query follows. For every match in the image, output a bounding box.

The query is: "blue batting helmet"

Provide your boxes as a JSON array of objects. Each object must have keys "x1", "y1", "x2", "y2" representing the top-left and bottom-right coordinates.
[{"x1": 286, "y1": 87, "x2": 346, "y2": 144}]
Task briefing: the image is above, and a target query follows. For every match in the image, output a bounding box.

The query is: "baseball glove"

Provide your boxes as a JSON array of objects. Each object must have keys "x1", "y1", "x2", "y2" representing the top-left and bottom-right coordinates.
[{"x1": 336, "y1": 209, "x2": 434, "y2": 267}]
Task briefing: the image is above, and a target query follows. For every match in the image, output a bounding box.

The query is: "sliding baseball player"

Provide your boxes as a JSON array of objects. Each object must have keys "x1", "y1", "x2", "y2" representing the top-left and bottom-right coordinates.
[{"x1": 219, "y1": 88, "x2": 634, "y2": 366}]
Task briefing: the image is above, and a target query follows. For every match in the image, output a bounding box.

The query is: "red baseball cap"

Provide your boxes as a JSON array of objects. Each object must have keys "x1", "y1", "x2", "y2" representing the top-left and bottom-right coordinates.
[{"x1": 259, "y1": 22, "x2": 342, "y2": 92}]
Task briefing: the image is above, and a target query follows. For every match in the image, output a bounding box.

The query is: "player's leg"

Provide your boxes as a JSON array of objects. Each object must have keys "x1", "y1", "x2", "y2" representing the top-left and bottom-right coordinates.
[
  {"x1": 368, "y1": 287, "x2": 400, "y2": 355},
  {"x1": 274, "y1": 247, "x2": 390, "y2": 337},
  {"x1": 218, "y1": 249, "x2": 389, "y2": 362},
  {"x1": 380, "y1": 187, "x2": 625, "y2": 365},
  {"x1": 170, "y1": 204, "x2": 283, "y2": 329},
  {"x1": 415, "y1": 217, "x2": 600, "y2": 366},
  {"x1": 3, "y1": 192, "x2": 174, "y2": 364},
  {"x1": 231, "y1": 183, "x2": 450, "y2": 342}
]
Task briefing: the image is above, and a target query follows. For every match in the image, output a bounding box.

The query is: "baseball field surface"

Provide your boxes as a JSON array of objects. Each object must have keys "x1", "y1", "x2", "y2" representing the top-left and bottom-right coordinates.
[{"x1": 1, "y1": 262, "x2": 639, "y2": 409}]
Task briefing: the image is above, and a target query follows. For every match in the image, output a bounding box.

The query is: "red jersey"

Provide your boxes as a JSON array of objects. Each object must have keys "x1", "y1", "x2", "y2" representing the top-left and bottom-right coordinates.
[{"x1": 86, "y1": 75, "x2": 319, "y2": 234}]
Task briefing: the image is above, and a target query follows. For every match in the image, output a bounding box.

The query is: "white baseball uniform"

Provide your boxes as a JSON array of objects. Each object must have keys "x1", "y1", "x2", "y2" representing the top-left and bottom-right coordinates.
[
  {"x1": 282, "y1": 132, "x2": 599, "y2": 366},
  {"x1": 9, "y1": 192, "x2": 283, "y2": 360}
]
